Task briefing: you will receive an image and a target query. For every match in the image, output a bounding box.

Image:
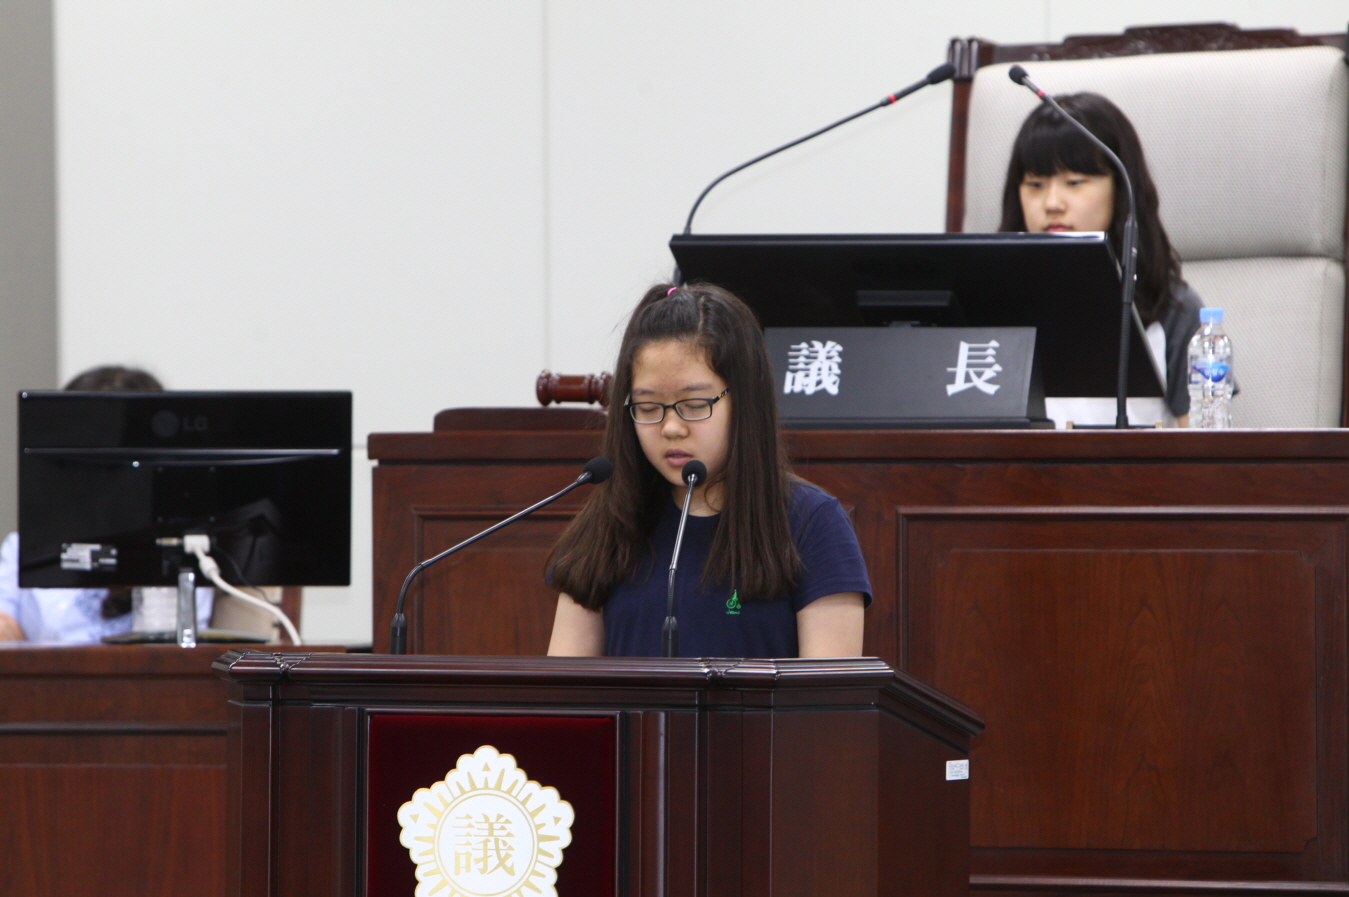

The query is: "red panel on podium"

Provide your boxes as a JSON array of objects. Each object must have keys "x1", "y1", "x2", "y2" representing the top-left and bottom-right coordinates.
[{"x1": 366, "y1": 712, "x2": 617, "y2": 896}]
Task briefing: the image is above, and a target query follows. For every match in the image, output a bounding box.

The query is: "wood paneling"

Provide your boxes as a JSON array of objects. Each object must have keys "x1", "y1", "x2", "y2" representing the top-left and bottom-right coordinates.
[
  {"x1": 370, "y1": 425, "x2": 1349, "y2": 894},
  {"x1": 880, "y1": 710, "x2": 972, "y2": 897},
  {"x1": 373, "y1": 459, "x2": 597, "y2": 654},
  {"x1": 1, "y1": 765, "x2": 225, "y2": 895},
  {"x1": 0, "y1": 646, "x2": 231, "y2": 897},
  {"x1": 769, "y1": 710, "x2": 880, "y2": 895},
  {"x1": 907, "y1": 511, "x2": 1328, "y2": 857},
  {"x1": 0, "y1": 643, "x2": 345, "y2": 897},
  {"x1": 412, "y1": 509, "x2": 571, "y2": 656}
]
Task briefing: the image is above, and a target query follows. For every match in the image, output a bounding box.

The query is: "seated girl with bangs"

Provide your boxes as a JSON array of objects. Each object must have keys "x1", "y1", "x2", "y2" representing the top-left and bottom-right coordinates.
[
  {"x1": 546, "y1": 282, "x2": 871, "y2": 659},
  {"x1": 1000, "y1": 92, "x2": 1206, "y2": 427}
]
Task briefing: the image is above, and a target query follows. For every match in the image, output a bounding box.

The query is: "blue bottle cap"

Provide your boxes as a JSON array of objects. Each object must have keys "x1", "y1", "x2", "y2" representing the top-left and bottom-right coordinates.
[{"x1": 1199, "y1": 307, "x2": 1224, "y2": 323}]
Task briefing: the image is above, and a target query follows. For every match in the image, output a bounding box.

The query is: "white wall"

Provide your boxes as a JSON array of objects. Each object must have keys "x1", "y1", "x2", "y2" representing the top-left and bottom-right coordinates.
[{"x1": 53, "y1": 1, "x2": 1349, "y2": 643}]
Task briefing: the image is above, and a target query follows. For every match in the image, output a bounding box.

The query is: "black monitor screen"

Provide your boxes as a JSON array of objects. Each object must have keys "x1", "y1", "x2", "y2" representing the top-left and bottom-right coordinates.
[
  {"x1": 18, "y1": 391, "x2": 351, "y2": 588},
  {"x1": 670, "y1": 232, "x2": 1164, "y2": 400}
]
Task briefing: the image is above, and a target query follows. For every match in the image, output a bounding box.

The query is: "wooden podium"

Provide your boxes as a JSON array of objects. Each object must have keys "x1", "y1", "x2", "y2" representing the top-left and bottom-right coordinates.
[{"x1": 216, "y1": 651, "x2": 983, "y2": 896}]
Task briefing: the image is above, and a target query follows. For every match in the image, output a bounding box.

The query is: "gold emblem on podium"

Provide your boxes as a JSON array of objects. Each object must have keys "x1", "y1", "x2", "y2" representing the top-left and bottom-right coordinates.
[{"x1": 398, "y1": 744, "x2": 574, "y2": 897}]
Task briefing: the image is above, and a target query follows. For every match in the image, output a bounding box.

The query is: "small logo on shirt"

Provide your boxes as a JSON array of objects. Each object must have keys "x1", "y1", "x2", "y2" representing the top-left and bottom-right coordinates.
[{"x1": 726, "y1": 590, "x2": 741, "y2": 615}]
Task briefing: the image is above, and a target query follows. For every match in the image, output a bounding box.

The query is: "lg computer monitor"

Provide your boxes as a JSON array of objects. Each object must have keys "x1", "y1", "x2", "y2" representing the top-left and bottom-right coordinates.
[{"x1": 18, "y1": 391, "x2": 351, "y2": 589}]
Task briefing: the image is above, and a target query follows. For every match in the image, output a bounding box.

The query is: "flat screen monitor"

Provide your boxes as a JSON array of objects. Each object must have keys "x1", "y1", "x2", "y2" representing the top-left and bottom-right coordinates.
[
  {"x1": 669, "y1": 232, "x2": 1165, "y2": 400},
  {"x1": 18, "y1": 391, "x2": 351, "y2": 589}
]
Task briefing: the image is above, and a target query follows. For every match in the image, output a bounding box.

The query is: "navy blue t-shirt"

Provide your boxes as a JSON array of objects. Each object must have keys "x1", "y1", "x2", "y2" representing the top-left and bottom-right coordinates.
[{"x1": 602, "y1": 482, "x2": 872, "y2": 658}]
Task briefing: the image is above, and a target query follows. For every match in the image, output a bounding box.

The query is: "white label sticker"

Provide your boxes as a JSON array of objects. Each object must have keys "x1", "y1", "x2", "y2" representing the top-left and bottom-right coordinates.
[
  {"x1": 945, "y1": 759, "x2": 969, "y2": 781},
  {"x1": 60, "y1": 543, "x2": 117, "y2": 571}
]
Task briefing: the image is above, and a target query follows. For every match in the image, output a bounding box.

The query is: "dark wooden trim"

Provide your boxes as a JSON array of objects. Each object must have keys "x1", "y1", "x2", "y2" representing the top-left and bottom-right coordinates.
[
  {"x1": 944, "y1": 36, "x2": 994, "y2": 233},
  {"x1": 279, "y1": 586, "x2": 301, "y2": 639},
  {"x1": 433, "y1": 406, "x2": 607, "y2": 431},
  {"x1": 985, "y1": 23, "x2": 1344, "y2": 64},
  {"x1": 785, "y1": 428, "x2": 1349, "y2": 460},
  {"x1": 945, "y1": 38, "x2": 976, "y2": 232},
  {"x1": 945, "y1": 76, "x2": 971, "y2": 233},
  {"x1": 368, "y1": 430, "x2": 602, "y2": 461},
  {"x1": 0, "y1": 721, "x2": 228, "y2": 735},
  {"x1": 0, "y1": 641, "x2": 275, "y2": 674},
  {"x1": 371, "y1": 428, "x2": 1349, "y2": 464},
  {"x1": 1342, "y1": 195, "x2": 1349, "y2": 427},
  {"x1": 215, "y1": 652, "x2": 985, "y2": 736},
  {"x1": 970, "y1": 875, "x2": 1349, "y2": 894},
  {"x1": 896, "y1": 504, "x2": 1349, "y2": 520}
]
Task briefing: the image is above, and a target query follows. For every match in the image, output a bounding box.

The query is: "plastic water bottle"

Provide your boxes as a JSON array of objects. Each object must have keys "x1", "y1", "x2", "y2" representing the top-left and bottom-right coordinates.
[{"x1": 1187, "y1": 308, "x2": 1233, "y2": 428}]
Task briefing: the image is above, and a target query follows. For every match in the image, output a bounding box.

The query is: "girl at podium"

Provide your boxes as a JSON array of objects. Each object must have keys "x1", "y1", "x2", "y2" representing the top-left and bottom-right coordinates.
[
  {"x1": 1000, "y1": 92, "x2": 1205, "y2": 427},
  {"x1": 546, "y1": 283, "x2": 870, "y2": 658}
]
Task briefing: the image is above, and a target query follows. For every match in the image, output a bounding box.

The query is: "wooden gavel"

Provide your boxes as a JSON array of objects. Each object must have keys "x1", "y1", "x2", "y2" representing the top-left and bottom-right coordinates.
[{"x1": 536, "y1": 371, "x2": 612, "y2": 407}]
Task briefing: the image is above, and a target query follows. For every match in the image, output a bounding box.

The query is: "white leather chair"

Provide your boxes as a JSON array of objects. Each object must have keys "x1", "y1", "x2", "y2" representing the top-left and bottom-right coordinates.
[{"x1": 947, "y1": 25, "x2": 1348, "y2": 427}]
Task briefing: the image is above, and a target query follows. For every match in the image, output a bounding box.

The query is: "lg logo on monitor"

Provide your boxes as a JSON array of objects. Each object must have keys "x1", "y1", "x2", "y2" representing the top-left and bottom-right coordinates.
[{"x1": 152, "y1": 409, "x2": 208, "y2": 438}]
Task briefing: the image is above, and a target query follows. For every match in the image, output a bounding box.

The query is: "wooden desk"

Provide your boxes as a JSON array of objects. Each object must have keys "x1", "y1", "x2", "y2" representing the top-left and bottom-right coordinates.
[
  {"x1": 0, "y1": 644, "x2": 343, "y2": 897},
  {"x1": 371, "y1": 424, "x2": 1349, "y2": 895}
]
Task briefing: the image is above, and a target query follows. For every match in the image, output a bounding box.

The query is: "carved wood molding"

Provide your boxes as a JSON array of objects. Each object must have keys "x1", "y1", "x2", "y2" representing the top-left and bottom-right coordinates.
[
  {"x1": 970, "y1": 874, "x2": 1349, "y2": 894},
  {"x1": 895, "y1": 504, "x2": 1349, "y2": 519},
  {"x1": 948, "y1": 23, "x2": 1345, "y2": 80},
  {"x1": 998, "y1": 23, "x2": 1343, "y2": 64}
]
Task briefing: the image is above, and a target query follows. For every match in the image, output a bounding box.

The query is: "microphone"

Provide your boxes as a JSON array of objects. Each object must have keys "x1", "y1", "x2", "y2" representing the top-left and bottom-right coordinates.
[
  {"x1": 662, "y1": 459, "x2": 706, "y2": 658},
  {"x1": 1008, "y1": 65, "x2": 1139, "y2": 429},
  {"x1": 388, "y1": 456, "x2": 613, "y2": 655},
  {"x1": 682, "y1": 62, "x2": 956, "y2": 235}
]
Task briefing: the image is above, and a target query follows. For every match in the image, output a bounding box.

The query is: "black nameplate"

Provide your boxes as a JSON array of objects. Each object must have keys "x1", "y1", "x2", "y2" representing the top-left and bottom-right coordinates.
[{"x1": 765, "y1": 326, "x2": 1047, "y2": 428}]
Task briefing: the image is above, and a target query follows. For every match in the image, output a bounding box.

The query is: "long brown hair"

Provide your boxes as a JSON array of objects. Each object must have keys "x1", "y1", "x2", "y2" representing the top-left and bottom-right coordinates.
[
  {"x1": 998, "y1": 92, "x2": 1184, "y2": 325},
  {"x1": 548, "y1": 282, "x2": 799, "y2": 609}
]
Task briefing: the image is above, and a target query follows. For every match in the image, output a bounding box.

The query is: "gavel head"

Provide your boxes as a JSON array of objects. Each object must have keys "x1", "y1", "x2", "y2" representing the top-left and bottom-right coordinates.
[{"x1": 536, "y1": 371, "x2": 613, "y2": 407}]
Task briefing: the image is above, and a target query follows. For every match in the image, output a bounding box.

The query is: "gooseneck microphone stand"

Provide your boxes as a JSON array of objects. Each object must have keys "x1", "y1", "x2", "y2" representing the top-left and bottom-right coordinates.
[
  {"x1": 1009, "y1": 65, "x2": 1139, "y2": 430},
  {"x1": 388, "y1": 456, "x2": 612, "y2": 655},
  {"x1": 682, "y1": 62, "x2": 956, "y2": 235},
  {"x1": 662, "y1": 460, "x2": 706, "y2": 658}
]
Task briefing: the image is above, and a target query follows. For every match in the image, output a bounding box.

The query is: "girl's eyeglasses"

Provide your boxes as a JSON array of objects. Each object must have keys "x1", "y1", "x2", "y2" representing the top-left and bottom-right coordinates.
[{"x1": 625, "y1": 388, "x2": 728, "y2": 424}]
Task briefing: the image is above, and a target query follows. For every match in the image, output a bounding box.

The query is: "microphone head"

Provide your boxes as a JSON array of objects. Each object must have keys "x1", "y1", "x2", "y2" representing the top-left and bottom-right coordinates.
[
  {"x1": 926, "y1": 62, "x2": 956, "y2": 85},
  {"x1": 682, "y1": 460, "x2": 707, "y2": 486},
  {"x1": 1008, "y1": 65, "x2": 1029, "y2": 85},
  {"x1": 583, "y1": 456, "x2": 613, "y2": 484}
]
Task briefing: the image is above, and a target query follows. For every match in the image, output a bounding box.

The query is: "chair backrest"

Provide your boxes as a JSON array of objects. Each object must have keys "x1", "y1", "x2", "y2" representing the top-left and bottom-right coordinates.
[{"x1": 946, "y1": 24, "x2": 1349, "y2": 427}]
